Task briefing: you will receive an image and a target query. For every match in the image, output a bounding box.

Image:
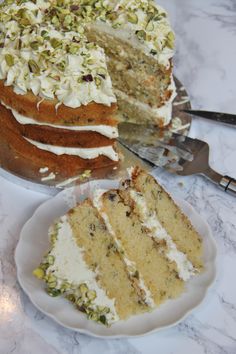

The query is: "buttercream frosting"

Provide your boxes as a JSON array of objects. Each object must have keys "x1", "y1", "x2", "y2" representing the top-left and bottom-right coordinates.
[
  {"x1": 24, "y1": 137, "x2": 119, "y2": 161},
  {"x1": 129, "y1": 190, "x2": 195, "y2": 281}
]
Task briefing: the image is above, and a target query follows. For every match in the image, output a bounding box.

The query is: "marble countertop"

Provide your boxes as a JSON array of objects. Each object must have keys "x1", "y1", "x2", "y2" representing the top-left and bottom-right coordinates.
[{"x1": 1, "y1": 0, "x2": 236, "y2": 353}]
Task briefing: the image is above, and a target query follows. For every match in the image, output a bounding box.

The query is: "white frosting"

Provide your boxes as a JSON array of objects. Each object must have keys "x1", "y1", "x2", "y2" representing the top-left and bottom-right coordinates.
[
  {"x1": 39, "y1": 167, "x2": 49, "y2": 173},
  {"x1": 0, "y1": 100, "x2": 118, "y2": 139},
  {"x1": 129, "y1": 190, "x2": 195, "y2": 281},
  {"x1": 41, "y1": 172, "x2": 56, "y2": 181},
  {"x1": 92, "y1": 189, "x2": 155, "y2": 308},
  {"x1": 47, "y1": 216, "x2": 119, "y2": 323},
  {"x1": 24, "y1": 138, "x2": 119, "y2": 161},
  {"x1": 115, "y1": 75, "x2": 176, "y2": 126}
]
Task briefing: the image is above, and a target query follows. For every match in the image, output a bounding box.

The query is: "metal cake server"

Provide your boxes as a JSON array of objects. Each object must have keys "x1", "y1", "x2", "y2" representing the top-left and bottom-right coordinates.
[
  {"x1": 182, "y1": 109, "x2": 236, "y2": 127},
  {"x1": 118, "y1": 122, "x2": 236, "y2": 196}
]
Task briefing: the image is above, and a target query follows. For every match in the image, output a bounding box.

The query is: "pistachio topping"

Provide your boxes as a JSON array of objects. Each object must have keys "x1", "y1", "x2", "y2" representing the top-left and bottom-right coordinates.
[{"x1": 0, "y1": 0, "x2": 174, "y2": 106}]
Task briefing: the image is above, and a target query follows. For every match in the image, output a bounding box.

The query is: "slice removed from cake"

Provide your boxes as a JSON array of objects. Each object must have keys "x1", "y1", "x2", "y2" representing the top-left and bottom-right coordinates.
[{"x1": 33, "y1": 166, "x2": 204, "y2": 326}]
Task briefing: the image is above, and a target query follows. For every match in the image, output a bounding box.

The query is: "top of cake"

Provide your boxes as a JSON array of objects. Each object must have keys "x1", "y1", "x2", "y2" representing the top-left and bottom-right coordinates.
[{"x1": 0, "y1": 0, "x2": 174, "y2": 108}]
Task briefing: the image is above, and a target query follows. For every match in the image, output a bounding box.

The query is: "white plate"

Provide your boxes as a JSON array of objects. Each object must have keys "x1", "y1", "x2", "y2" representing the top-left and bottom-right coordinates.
[{"x1": 15, "y1": 179, "x2": 217, "y2": 338}]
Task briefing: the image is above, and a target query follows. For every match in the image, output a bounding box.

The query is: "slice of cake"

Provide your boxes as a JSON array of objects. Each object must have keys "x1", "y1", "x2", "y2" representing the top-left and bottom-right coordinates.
[
  {"x1": 0, "y1": 0, "x2": 176, "y2": 181},
  {"x1": 33, "y1": 167, "x2": 204, "y2": 326}
]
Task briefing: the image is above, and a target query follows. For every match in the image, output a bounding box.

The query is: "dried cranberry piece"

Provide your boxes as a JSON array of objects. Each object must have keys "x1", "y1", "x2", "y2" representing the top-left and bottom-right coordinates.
[
  {"x1": 82, "y1": 74, "x2": 93, "y2": 82},
  {"x1": 70, "y1": 5, "x2": 79, "y2": 11}
]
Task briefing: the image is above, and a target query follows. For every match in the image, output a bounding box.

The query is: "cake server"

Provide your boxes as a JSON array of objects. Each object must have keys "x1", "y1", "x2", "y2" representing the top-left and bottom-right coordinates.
[
  {"x1": 118, "y1": 122, "x2": 236, "y2": 196},
  {"x1": 182, "y1": 109, "x2": 236, "y2": 127}
]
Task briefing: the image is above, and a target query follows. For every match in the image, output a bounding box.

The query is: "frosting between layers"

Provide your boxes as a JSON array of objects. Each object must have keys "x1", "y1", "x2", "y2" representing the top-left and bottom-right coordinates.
[
  {"x1": 129, "y1": 190, "x2": 195, "y2": 281},
  {"x1": 93, "y1": 188, "x2": 155, "y2": 308},
  {"x1": 24, "y1": 137, "x2": 119, "y2": 161},
  {"x1": 1, "y1": 100, "x2": 118, "y2": 139},
  {"x1": 47, "y1": 216, "x2": 119, "y2": 323}
]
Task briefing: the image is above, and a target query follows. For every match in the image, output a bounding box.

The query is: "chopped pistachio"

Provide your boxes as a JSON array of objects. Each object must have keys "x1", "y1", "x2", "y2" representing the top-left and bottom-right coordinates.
[
  {"x1": 47, "y1": 274, "x2": 57, "y2": 283},
  {"x1": 95, "y1": 77, "x2": 101, "y2": 86},
  {"x1": 127, "y1": 13, "x2": 138, "y2": 24},
  {"x1": 79, "y1": 283, "x2": 88, "y2": 295},
  {"x1": 66, "y1": 294, "x2": 76, "y2": 302},
  {"x1": 166, "y1": 31, "x2": 175, "y2": 49},
  {"x1": 135, "y1": 30, "x2": 146, "y2": 41},
  {"x1": 61, "y1": 282, "x2": 70, "y2": 292},
  {"x1": 28, "y1": 59, "x2": 40, "y2": 74},
  {"x1": 48, "y1": 281, "x2": 57, "y2": 288},
  {"x1": 30, "y1": 41, "x2": 39, "y2": 50},
  {"x1": 47, "y1": 255, "x2": 55, "y2": 265},
  {"x1": 64, "y1": 14, "x2": 72, "y2": 26},
  {"x1": 99, "y1": 315, "x2": 107, "y2": 325},
  {"x1": 87, "y1": 290, "x2": 96, "y2": 300},
  {"x1": 146, "y1": 20, "x2": 154, "y2": 31},
  {"x1": 5, "y1": 54, "x2": 14, "y2": 67},
  {"x1": 33, "y1": 267, "x2": 44, "y2": 279},
  {"x1": 50, "y1": 38, "x2": 62, "y2": 49},
  {"x1": 47, "y1": 288, "x2": 61, "y2": 297}
]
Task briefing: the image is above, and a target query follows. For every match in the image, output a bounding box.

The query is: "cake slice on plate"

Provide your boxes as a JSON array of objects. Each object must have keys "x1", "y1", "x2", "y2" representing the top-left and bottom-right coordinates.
[{"x1": 33, "y1": 167, "x2": 204, "y2": 326}]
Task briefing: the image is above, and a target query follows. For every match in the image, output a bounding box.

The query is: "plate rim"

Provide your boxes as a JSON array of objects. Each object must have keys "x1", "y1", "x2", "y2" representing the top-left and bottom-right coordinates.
[{"x1": 15, "y1": 179, "x2": 217, "y2": 339}]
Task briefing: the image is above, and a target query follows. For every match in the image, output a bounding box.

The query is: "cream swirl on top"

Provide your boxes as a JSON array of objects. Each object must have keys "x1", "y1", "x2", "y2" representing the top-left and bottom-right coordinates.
[{"x1": 0, "y1": 0, "x2": 174, "y2": 109}]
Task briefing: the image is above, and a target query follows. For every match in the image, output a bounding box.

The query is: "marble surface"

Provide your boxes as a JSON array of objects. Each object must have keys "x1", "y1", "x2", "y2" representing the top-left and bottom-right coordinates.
[{"x1": 0, "y1": 0, "x2": 236, "y2": 353}]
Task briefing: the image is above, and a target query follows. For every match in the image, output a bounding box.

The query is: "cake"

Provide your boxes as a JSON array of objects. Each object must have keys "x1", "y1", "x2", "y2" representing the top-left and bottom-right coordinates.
[
  {"x1": 33, "y1": 167, "x2": 204, "y2": 326},
  {"x1": 0, "y1": 0, "x2": 176, "y2": 181}
]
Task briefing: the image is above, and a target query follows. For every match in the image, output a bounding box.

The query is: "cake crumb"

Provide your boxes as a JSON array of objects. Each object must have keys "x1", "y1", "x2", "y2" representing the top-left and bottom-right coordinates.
[{"x1": 178, "y1": 182, "x2": 184, "y2": 188}]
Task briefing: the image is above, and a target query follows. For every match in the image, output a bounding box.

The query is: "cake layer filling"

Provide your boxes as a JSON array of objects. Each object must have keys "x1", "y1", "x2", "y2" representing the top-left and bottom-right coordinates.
[
  {"x1": 46, "y1": 216, "x2": 119, "y2": 323},
  {"x1": 92, "y1": 189, "x2": 155, "y2": 308},
  {"x1": 129, "y1": 190, "x2": 195, "y2": 281},
  {"x1": 0, "y1": 101, "x2": 118, "y2": 139},
  {"x1": 25, "y1": 138, "x2": 119, "y2": 161}
]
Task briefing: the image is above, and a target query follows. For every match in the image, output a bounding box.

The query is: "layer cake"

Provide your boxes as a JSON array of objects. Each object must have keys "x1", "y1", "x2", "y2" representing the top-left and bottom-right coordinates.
[{"x1": 33, "y1": 167, "x2": 204, "y2": 326}]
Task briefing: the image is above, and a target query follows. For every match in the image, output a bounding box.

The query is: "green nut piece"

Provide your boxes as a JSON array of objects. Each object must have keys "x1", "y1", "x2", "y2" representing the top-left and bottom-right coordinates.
[
  {"x1": 79, "y1": 283, "x2": 88, "y2": 295},
  {"x1": 48, "y1": 281, "x2": 57, "y2": 288},
  {"x1": 28, "y1": 59, "x2": 40, "y2": 74},
  {"x1": 47, "y1": 255, "x2": 55, "y2": 265},
  {"x1": 86, "y1": 290, "x2": 96, "y2": 300},
  {"x1": 136, "y1": 30, "x2": 146, "y2": 41},
  {"x1": 5, "y1": 54, "x2": 14, "y2": 67},
  {"x1": 46, "y1": 288, "x2": 61, "y2": 297},
  {"x1": 47, "y1": 274, "x2": 57, "y2": 283},
  {"x1": 50, "y1": 38, "x2": 62, "y2": 49},
  {"x1": 66, "y1": 294, "x2": 76, "y2": 303},
  {"x1": 146, "y1": 20, "x2": 154, "y2": 31},
  {"x1": 166, "y1": 31, "x2": 175, "y2": 49},
  {"x1": 127, "y1": 13, "x2": 138, "y2": 24},
  {"x1": 32, "y1": 267, "x2": 44, "y2": 279},
  {"x1": 30, "y1": 41, "x2": 39, "y2": 50},
  {"x1": 97, "y1": 67, "x2": 107, "y2": 77}
]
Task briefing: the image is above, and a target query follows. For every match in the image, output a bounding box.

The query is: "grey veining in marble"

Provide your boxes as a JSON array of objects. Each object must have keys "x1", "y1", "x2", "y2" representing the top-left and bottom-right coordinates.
[{"x1": 0, "y1": 1, "x2": 236, "y2": 353}]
